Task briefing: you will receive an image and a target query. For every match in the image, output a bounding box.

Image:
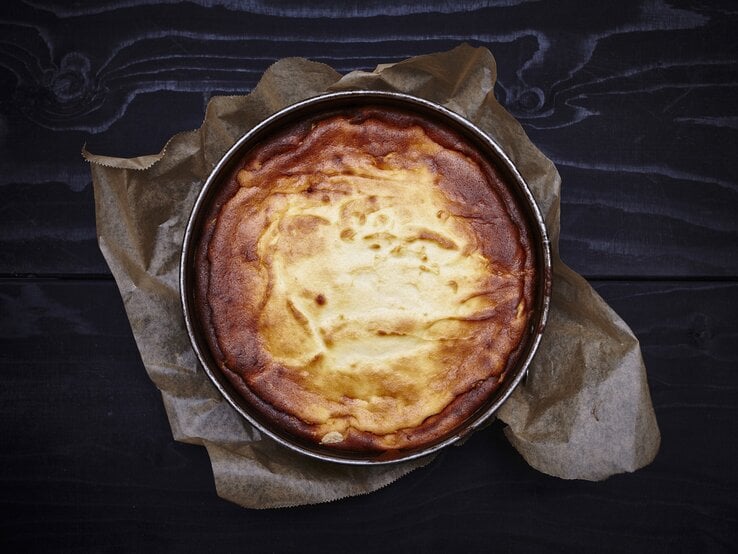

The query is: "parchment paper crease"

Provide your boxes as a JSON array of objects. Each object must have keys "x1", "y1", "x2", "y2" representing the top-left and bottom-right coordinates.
[{"x1": 85, "y1": 44, "x2": 660, "y2": 509}]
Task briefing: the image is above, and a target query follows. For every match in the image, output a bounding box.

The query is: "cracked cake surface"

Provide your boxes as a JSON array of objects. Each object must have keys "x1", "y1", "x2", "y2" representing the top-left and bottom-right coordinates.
[{"x1": 194, "y1": 105, "x2": 537, "y2": 453}]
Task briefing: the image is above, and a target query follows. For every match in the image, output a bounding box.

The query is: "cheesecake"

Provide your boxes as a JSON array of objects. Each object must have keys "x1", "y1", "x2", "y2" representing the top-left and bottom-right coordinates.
[{"x1": 193, "y1": 105, "x2": 538, "y2": 453}]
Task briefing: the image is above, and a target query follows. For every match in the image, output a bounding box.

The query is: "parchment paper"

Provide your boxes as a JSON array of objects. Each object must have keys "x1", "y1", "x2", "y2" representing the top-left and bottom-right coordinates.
[{"x1": 85, "y1": 44, "x2": 660, "y2": 508}]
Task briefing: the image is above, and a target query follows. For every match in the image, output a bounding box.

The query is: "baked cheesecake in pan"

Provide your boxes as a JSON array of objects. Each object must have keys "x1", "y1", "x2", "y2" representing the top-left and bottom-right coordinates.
[{"x1": 187, "y1": 94, "x2": 547, "y2": 459}]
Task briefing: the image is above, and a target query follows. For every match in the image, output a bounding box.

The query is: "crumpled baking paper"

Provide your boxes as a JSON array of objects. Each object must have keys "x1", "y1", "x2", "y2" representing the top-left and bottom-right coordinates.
[{"x1": 85, "y1": 44, "x2": 660, "y2": 509}]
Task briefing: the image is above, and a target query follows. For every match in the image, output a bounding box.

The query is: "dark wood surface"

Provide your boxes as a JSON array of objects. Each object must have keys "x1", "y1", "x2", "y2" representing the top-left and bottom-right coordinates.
[{"x1": 1, "y1": 1, "x2": 736, "y2": 552}]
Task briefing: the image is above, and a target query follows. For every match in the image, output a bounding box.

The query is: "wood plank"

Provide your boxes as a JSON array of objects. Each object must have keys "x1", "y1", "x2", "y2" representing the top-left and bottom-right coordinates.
[
  {"x1": 0, "y1": 279, "x2": 735, "y2": 550},
  {"x1": 0, "y1": 181, "x2": 105, "y2": 275},
  {"x1": 0, "y1": 2, "x2": 736, "y2": 277},
  {"x1": 558, "y1": 166, "x2": 738, "y2": 278}
]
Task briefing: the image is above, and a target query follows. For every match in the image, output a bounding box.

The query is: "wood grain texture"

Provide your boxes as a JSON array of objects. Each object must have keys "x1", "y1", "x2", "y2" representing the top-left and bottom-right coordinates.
[
  {"x1": 0, "y1": 1, "x2": 736, "y2": 276},
  {"x1": 1, "y1": 279, "x2": 735, "y2": 551}
]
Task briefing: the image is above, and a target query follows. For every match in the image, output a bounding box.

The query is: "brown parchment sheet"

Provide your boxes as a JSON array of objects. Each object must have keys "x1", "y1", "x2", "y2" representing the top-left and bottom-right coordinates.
[{"x1": 85, "y1": 44, "x2": 660, "y2": 509}]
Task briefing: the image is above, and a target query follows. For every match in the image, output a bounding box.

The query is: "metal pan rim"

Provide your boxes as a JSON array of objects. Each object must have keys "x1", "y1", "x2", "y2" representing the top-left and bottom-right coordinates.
[{"x1": 180, "y1": 90, "x2": 551, "y2": 465}]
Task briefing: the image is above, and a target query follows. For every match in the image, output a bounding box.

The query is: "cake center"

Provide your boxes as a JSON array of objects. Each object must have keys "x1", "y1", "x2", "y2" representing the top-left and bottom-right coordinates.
[{"x1": 254, "y1": 156, "x2": 496, "y2": 430}]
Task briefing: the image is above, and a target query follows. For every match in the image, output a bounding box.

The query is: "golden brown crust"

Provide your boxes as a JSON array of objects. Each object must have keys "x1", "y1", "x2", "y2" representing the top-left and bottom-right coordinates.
[{"x1": 194, "y1": 105, "x2": 537, "y2": 453}]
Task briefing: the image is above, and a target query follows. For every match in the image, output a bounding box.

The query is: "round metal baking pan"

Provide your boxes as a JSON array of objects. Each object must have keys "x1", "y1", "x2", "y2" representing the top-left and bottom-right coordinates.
[{"x1": 180, "y1": 91, "x2": 552, "y2": 465}]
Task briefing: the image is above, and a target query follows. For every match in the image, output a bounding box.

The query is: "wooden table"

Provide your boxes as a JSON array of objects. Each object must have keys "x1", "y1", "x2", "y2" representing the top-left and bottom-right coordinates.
[{"x1": 2, "y1": 2, "x2": 736, "y2": 551}]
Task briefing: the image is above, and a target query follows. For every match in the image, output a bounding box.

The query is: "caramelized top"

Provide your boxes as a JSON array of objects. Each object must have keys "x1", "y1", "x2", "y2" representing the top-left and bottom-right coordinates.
[{"x1": 196, "y1": 106, "x2": 537, "y2": 452}]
